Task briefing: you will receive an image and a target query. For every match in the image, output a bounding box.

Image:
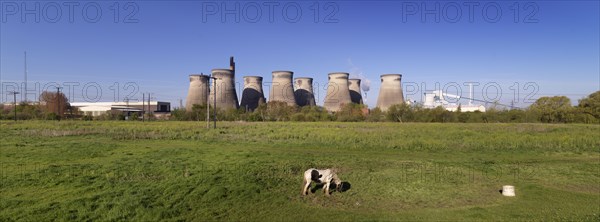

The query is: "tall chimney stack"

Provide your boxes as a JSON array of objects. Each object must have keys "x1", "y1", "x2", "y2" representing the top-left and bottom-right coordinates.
[{"x1": 229, "y1": 56, "x2": 235, "y2": 75}]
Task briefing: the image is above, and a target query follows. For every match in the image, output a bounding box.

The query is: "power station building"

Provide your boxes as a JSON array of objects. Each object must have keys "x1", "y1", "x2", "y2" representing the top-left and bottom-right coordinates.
[
  {"x1": 71, "y1": 101, "x2": 171, "y2": 117},
  {"x1": 182, "y1": 57, "x2": 421, "y2": 114},
  {"x1": 184, "y1": 57, "x2": 238, "y2": 111},
  {"x1": 423, "y1": 90, "x2": 486, "y2": 112}
]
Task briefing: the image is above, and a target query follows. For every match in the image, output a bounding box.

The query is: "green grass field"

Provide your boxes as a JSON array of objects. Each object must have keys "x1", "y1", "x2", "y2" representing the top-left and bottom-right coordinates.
[{"x1": 1, "y1": 121, "x2": 599, "y2": 221}]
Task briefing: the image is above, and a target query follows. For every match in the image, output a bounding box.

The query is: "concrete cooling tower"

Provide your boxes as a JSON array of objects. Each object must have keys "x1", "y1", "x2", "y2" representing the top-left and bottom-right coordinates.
[
  {"x1": 240, "y1": 76, "x2": 265, "y2": 111},
  {"x1": 348, "y1": 78, "x2": 363, "y2": 104},
  {"x1": 209, "y1": 69, "x2": 239, "y2": 110},
  {"x1": 324, "y1": 72, "x2": 352, "y2": 112},
  {"x1": 269, "y1": 71, "x2": 296, "y2": 106},
  {"x1": 185, "y1": 74, "x2": 210, "y2": 112},
  {"x1": 376, "y1": 74, "x2": 404, "y2": 111},
  {"x1": 294, "y1": 77, "x2": 316, "y2": 107}
]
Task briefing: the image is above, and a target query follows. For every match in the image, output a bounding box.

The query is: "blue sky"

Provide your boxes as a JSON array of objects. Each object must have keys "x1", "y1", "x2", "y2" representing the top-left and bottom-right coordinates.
[{"x1": 1, "y1": 0, "x2": 598, "y2": 108}]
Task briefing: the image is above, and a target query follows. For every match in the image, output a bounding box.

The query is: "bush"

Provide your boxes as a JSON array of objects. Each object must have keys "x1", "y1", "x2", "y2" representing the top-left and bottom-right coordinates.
[
  {"x1": 336, "y1": 103, "x2": 366, "y2": 122},
  {"x1": 366, "y1": 108, "x2": 384, "y2": 122},
  {"x1": 577, "y1": 90, "x2": 600, "y2": 120},
  {"x1": 529, "y1": 96, "x2": 575, "y2": 123},
  {"x1": 291, "y1": 113, "x2": 306, "y2": 121},
  {"x1": 386, "y1": 103, "x2": 413, "y2": 122},
  {"x1": 45, "y1": 112, "x2": 58, "y2": 120}
]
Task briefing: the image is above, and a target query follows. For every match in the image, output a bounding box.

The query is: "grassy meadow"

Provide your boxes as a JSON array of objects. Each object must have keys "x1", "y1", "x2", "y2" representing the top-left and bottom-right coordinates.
[{"x1": 0, "y1": 121, "x2": 599, "y2": 221}]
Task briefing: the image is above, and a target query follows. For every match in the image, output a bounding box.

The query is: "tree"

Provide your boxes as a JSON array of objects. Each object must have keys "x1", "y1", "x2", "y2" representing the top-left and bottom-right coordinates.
[
  {"x1": 15, "y1": 102, "x2": 45, "y2": 120},
  {"x1": 39, "y1": 91, "x2": 69, "y2": 118},
  {"x1": 265, "y1": 101, "x2": 297, "y2": 121},
  {"x1": 386, "y1": 103, "x2": 413, "y2": 122},
  {"x1": 170, "y1": 108, "x2": 188, "y2": 121},
  {"x1": 428, "y1": 106, "x2": 446, "y2": 122},
  {"x1": 190, "y1": 104, "x2": 207, "y2": 121},
  {"x1": 366, "y1": 107, "x2": 384, "y2": 122},
  {"x1": 577, "y1": 91, "x2": 600, "y2": 120},
  {"x1": 337, "y1": 103, "x2": 366, "y2": 122},
  {"x1": 529, "y1": 96, "x2": 575, "y2": 123}
]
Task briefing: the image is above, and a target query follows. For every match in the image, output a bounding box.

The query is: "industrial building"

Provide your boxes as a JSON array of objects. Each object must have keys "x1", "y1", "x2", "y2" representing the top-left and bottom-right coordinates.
[
  {"x1": 423, "y1": 90, "x2": 486, "y2": 112},
  {"x1": 70, "y1": 101, "x2": 171, "y2": 117},
  {"x1": 186, "y1": 57, "x2": 238, "y2": 111},
  {"x1": 183, "y1": 57, "x2": 444, "y2": 113}
]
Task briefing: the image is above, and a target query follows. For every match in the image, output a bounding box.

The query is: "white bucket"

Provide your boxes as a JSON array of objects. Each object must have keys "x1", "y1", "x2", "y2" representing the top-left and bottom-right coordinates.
[{"x1": 502, "y1": 185, "x2": 515, "y2": 197}]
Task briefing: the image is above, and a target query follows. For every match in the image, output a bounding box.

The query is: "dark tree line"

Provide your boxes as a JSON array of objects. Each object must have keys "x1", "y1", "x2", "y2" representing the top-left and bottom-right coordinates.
[
  {"x1": 0, "y1": 91, "x2": 74, "y2": 120},
  {"x1": 3, "y1": 91, "x2": 599, "y2": 124},
  {"x1": 171, "y1": 91, "x2": 600, "y2": 124}
]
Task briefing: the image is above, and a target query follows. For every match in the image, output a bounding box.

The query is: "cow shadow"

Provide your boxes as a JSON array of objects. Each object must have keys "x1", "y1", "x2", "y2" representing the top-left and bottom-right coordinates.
[
  {"x1": 338, "y1": 182, "x2": 352, "y2": 192},
  {"x1": 310, "y1": 181, "x2": 352, "y2": 193}
]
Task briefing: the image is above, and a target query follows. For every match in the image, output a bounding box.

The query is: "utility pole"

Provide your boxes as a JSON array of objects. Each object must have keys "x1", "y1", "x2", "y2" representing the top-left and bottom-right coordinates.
[
  {"x1": 206, "y1": 75, "x2": 211, "y2": 129},
  {"x1": 8, "y1": 91, "x2": 19, "y2": 121},
  {"x1": 469, "y1": 83, "x2": 473, "y2": 106},
  {"x1": 56, "y1": 87, "x2": 62, "y2": 121},
  {"x1": 124, "y1": 97, "x2": 130, "y2": 120},
  {"x1": 212, "y1": 76, "x2": 217, "y2": 129},
  {"x1": 24, "y1": 51, "x2": 27, "y2": 102},
  {"x1": 146, "y1": 93, "x2": 151, "y2": 120},
  {"x1": 142, "y1": 93, "x2": 145, "y2": 122}
]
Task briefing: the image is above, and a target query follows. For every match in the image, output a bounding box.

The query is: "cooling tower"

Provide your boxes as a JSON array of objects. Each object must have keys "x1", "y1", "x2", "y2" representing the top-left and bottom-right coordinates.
[
  {"x1": 209, "y1": 69, "x2": 239, "y2": 110},
  {"x1": 185, "y1": 74, "x2": 210, "y2": 112},
  {"x1": 324, "y1": 72, "x2": 352, "y2": 112},
  {"x1": 240, "y1": 76, "x2": 265, "y2": 111},
  {"x1": 269, "y1": 71, "x2": 296, "y2": 106},
  {"x1": 376, "y1": 74, "x2": 405, "y2": 111},
  {"x1": 294, "y1": 77, "x2": 316, "y2": 107},
  {"x1": 348, "y1": 78, "x2": 363, "y2": 104}
]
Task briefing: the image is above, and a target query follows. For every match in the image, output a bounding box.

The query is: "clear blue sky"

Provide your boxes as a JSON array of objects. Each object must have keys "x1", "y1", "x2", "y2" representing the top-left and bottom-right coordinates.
[{"x1": 1, "y1": 1, "x2": 598, "y2": 108}]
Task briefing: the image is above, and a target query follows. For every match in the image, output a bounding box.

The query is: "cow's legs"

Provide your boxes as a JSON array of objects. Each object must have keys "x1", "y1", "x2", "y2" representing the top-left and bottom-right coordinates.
[{"x1": 302, "y1": 178, "x2": 311, "y2": 195}]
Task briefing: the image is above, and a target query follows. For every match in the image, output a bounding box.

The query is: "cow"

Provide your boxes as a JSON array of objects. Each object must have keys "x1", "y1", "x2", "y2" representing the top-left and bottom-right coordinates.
[{"x1": 302, "y1": 168, "x2": 342, "y2": 196}]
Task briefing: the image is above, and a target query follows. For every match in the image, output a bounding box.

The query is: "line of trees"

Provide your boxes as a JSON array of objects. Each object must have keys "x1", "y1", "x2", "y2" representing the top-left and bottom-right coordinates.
[
  {"x1": 170, "y1": 91, "x2": 600, "y2": 124},
  {"x1": 0, "y1": 91, "x2": 74, "y2": 120},
  {"x1": 2, "y1": 91, "x2": 599, "y2": 124}
]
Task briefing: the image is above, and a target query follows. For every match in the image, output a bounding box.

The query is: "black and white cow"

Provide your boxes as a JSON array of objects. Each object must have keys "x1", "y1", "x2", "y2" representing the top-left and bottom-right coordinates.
[{"x1": 302, "y1": 168, "x2": 342, "y2": 196}]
